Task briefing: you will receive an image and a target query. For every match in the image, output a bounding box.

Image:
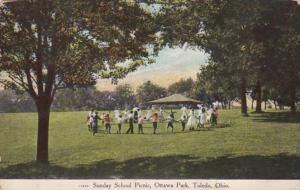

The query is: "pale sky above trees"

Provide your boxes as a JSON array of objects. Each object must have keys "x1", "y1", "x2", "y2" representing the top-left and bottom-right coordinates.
[{"x1": 96, "y1": 47, "x2": 208, "y2": 91}]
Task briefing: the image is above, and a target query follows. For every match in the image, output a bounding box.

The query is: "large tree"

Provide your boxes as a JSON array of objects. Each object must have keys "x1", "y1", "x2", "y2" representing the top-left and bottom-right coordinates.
[
  {"x1": 0, "y1": 0, "x2": 160, "y2": 162},
  {"x1": 159, "y1": 0, "x2": 300, "y2": 114},
  {"x1": 195, "y1": 61, "x2": 239, "y2": 109}
]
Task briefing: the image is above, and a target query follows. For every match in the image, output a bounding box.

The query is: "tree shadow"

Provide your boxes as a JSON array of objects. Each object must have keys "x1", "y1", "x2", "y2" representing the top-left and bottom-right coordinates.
[
  {"x1": 251, "y1": 111, "x2": 300, "y2": 123},
  {"x1": 1, "y1": 153, "x2": 299, "y2": 179}
]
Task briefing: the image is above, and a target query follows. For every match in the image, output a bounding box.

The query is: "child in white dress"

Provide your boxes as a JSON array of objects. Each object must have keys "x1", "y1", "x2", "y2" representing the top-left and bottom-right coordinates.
[
  {"x1": 158, "y1": 107, "x2": 165, "y2": 122},
  {"x1": 199, "y1": 108, "x2": 206, "y2": 128},
  {"x1": 145, "y1": 110, "x2": 152, "y2": 121},
  {"x1": 187, "y1": 109, "x2": 197, "y2": 131},
  {"x1": 114, "y1": 109, "x2": 120, "y2": 120},
  {"x1": 123, "y1": 110, "x2": 129, "y2": 123}
]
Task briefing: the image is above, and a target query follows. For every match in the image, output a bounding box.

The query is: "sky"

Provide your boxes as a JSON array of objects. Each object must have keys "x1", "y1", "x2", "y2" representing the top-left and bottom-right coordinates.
[{"x1": 96, "y1": 47, "x2": 209, "y2": 91}]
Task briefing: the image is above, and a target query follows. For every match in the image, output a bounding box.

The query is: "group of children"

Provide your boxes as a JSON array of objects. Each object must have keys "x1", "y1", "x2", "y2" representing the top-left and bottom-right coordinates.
[
  {"x1": 86, "y1": 106, "x2": 219, "y2": 135},
  {"x1": 164, "y1": 106, "x2": 219, "y2": 133}
]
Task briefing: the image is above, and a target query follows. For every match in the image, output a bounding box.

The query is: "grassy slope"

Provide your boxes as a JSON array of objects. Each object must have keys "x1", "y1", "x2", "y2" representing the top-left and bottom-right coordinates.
[{"x1": 0, "y1": 109, "x2": 299, "y2": 178}]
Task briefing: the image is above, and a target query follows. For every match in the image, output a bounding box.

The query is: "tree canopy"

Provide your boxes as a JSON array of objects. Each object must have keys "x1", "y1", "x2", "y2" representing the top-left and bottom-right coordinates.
[
  {"x1": 136, "y1": 80, "x2": 167, "y2": 104},
  {"x1": 0, "y1": 0, "x2": 162, "y2": 162},
  {"x1": 158, "y1": 0, "x2": 300, "y2": 114}
]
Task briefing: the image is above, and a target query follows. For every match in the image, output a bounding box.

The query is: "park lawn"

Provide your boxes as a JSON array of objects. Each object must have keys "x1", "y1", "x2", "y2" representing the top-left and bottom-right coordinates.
[{"x1": 0, "y1": 109, "x2": 299, "y2": 178}]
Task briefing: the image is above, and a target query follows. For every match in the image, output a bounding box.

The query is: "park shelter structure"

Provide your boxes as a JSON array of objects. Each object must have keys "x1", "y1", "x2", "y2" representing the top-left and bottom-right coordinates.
[{"x1": 147, "y1": 94, "x2": 201, "y2": 106}]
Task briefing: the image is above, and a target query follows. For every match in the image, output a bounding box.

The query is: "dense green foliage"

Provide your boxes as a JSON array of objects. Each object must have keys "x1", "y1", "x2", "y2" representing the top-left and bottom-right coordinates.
[
  {"x1": 168, "y1": 78, "x2": 194, "y2": 97},
  {"x1": 0, "y1": 0, "x2": 162, "y2": 161},
  {"x1": 136, "y1": 81, "x2": 167, "y2": 104},
  {"x1": 159, "y1": 0, "x2": 300, "y2": 113}
]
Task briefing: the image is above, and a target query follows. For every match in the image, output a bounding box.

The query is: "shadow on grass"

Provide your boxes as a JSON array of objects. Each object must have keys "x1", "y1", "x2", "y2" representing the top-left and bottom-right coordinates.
[
  {"x1": 1, "y1": 153, "x2": 299, "y2": 179},
  {"x1": 251, "y1": 111, "x2": 300, "y2": 123}
]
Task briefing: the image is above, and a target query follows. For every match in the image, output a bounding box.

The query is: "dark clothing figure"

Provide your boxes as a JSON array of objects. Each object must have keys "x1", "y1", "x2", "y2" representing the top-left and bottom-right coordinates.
[
  {"x1": 166, "y1": 113, "x2": 175, "y2": 133},
  {"x1": 170, "y1": 112, "x2": 174, "y2": 119},
  {"x1": 134, "y1": 111, "x2": 138, "y2": 123},
  {"x1": 167, "y1": 122, "x2": 174, "y2": 133},
  {"x1": 92, "y1": 114, "x2": 101, "y2": 135},
  {"x1": 126, "y1": 117, "x2": 134, "y2": 134},
  {"x1": 211, "y1": 112, "x2": 217, "y2": 127}
]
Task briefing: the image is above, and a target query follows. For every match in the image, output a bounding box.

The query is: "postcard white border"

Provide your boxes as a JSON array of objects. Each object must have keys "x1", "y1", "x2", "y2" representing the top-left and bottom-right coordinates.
[{"x1": 1, "y1": 179, "x2": 300, "y2": 190}]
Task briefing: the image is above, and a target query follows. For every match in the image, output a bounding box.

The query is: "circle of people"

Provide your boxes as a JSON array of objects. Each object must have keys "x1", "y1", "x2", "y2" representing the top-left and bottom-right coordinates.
[{"x1": 86, "y1": 106, "x2": 219, "y2": 136}]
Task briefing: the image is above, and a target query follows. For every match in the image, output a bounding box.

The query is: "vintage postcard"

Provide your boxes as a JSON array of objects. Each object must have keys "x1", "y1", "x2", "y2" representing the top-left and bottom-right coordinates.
[{"x1": 0, "y1": 0, "x2": 300, "y2": 190}]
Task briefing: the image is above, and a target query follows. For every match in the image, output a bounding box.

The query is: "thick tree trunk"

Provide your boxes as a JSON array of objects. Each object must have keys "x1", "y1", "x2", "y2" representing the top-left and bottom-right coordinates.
[
  {"x1": 240, "y1": 79, "x2": 248, "y2": 115},
  {"x1": 36, "y1": 99, "x2": 51, "y2": 163},
  {"x1": 251, "y1": 99, "x2": 254, "y2": 110},
  {"x1": 255, "y1": 80, "x2": 262, "y2": 113},
  {"x1": 289, "y1": 82, "x2": 296, "y2": 113}
]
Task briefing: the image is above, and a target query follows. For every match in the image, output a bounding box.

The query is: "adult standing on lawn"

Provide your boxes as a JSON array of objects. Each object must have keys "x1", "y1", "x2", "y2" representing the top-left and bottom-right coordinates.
[{"x1": 126, "y1": 111, "x2": 134, "y2": 134}]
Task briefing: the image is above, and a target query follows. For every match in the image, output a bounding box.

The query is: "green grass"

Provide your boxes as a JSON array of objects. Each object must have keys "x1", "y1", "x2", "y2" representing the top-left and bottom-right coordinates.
[{"x1": 0, "y1": 109, "x2": 300, "y2": 178}]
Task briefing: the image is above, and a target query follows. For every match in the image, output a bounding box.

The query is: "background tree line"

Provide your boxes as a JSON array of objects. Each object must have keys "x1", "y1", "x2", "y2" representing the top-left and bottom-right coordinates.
[
  {"x1": 0, "y1": 78, "x2": 194, "y2": 112},
  {"x1": 1, "y1": 75, "x2": 298, "y2": 113}
]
